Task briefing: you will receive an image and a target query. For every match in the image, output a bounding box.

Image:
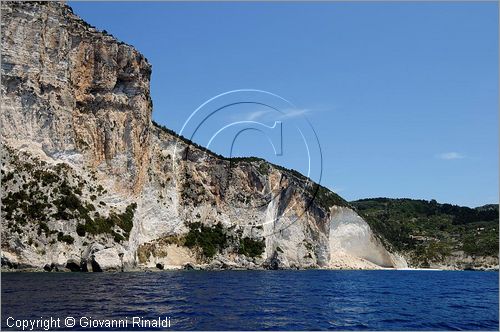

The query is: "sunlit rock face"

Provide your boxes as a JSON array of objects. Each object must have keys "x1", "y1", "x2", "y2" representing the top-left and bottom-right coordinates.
[
  {"x1": 1, "y1": 1, "x2": 405, "y2": 271},
  {"x1": 1, "y1": 1, "x2": 152, "y2": 193},
  {"x1": 329, "y1": 207, "x2": 408, "y2": 269}
]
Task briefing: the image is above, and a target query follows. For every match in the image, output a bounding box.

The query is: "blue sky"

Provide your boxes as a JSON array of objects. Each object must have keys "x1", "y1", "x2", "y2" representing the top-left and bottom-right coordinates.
[{"x1": 70, "y1": 2, "x2": 498, "y2": 207}]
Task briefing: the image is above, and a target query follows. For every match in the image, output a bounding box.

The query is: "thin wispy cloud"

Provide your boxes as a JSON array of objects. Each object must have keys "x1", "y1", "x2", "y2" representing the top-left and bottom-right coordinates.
[
  {"x1": 245, "y1": 110, "x2": 269, "y2": 121},
  {"x1": 240, "y1": 108, "x2": 312, "y2": 121},
  {"x1": 280, "y1": 108, "x2": 311, "y2": 119},
  {"x1": 437, "y1": 152, "x2": 465, "y2": 160}
]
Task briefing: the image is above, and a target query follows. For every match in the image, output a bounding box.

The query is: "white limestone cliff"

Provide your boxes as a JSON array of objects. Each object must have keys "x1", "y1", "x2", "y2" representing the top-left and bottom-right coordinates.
[{"x1": 1, "y1": 1, "x2": 407, "y2": 271}]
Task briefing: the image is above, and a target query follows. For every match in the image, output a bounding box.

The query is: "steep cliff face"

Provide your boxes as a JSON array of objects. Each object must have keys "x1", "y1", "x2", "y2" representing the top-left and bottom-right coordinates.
[
  {"x1": 1, "y1": 1, "x2": 151, "y2": 193},
  {"x1": 1, "y1": 1, "x2": 405, "y2": 271}
]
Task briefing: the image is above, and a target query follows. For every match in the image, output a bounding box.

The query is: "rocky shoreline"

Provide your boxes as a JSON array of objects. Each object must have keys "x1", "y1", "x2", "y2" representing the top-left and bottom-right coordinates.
[
  {"x1": 2, "y1": 258, "x2": 497, "y2": 273},
  {"x1": 3, "y1": 266, "x2": 497, "y2": 272}
]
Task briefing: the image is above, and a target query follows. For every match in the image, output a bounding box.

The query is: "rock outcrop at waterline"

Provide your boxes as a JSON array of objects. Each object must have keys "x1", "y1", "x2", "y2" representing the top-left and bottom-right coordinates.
[{"x1": 1, "y1": 1, "x2": 406, "y2": 271}]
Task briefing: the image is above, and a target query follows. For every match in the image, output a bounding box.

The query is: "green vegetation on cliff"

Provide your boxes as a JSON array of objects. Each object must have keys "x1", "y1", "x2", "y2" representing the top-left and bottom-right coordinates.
[
  {"x1": 1, "y1": 144, "x2": 137, "y2": 245},
  {"x1": 80, "y1": 203, "x2": 137, "y2": 241},
  {"x1": 185, "y1": 222, "x2": 228, "y2": 258},
  {"x1": 238, "y1": 237, "x2": 265, "y2": 258},
  {"x1": 351, "y1": 198, "x2": 498, "y2": 266}
]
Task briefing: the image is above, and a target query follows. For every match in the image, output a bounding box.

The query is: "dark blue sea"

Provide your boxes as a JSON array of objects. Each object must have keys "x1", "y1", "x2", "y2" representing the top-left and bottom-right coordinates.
[{"x1": 1, "y1": 270, "x2": 498, "y2": 330}]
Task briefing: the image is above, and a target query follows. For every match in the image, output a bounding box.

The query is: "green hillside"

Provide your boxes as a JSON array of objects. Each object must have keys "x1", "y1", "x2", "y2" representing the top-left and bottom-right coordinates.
[{"x1": 351, "y1": 198, "x2": 498, "y2": 267}]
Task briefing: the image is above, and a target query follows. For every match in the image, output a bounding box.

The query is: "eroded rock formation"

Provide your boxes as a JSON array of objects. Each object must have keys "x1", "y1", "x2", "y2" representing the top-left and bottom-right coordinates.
[{"x1": 1, "y1": 1, "x2": 406, "y2": 271}]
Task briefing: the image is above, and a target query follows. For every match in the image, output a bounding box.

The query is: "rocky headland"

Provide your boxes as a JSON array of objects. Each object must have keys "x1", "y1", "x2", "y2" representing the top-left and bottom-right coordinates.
[{"x1": 1, "y1": 2, "x2": 497, "y2": 272}]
